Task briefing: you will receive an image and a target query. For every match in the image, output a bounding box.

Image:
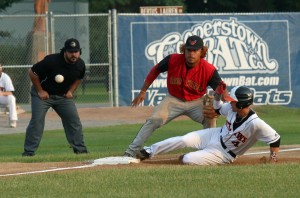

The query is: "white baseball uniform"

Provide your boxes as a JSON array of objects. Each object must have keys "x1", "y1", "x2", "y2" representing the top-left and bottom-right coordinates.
[
  {"x1": 148, "y1": 101, "x2": 280, "y2": 165},
  {"x1": 0, "y1": 72, "x2": 18, "y2": 121}
]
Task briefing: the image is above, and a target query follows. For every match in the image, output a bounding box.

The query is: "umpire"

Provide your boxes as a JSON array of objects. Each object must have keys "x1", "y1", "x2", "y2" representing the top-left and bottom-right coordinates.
[{"x1": 22, "y1": 38, "x2": 88, "y2": 156}]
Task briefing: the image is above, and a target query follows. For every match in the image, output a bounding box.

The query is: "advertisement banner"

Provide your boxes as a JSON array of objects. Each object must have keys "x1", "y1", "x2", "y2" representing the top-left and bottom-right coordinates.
[{"x1": 117, "y1": 13, "x2": 300, "y2": 107}]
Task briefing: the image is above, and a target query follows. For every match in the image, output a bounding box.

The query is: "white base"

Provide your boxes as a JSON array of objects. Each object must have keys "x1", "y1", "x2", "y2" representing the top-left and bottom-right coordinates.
[{"x1": 92, "y1": 156, "x2": 140, "y2": 165}]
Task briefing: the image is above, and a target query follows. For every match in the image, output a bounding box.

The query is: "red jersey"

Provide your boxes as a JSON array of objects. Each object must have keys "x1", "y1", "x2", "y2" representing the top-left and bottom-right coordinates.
[{"x1": 145, "y1": 54, "x2": 218, "y2": 101}]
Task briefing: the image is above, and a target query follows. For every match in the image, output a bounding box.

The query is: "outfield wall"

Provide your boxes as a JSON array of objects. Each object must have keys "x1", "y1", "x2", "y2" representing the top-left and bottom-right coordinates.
[{"x1": 116, "y1": 13, "x2": 300, "y2": 107}]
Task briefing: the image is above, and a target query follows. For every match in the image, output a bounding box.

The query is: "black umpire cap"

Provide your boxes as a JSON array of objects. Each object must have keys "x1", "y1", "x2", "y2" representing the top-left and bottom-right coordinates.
[{"x1": 64, "y1": 38, "x2": 81, "y2": 52}]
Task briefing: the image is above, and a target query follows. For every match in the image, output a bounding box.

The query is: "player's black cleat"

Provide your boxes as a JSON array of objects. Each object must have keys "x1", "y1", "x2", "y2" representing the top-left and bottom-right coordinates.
[
  {"x1": 22, "y1": 152, "x2": 35, "y2": 157},
  {"x1": 138, "y1": 146, "x2": 152, "y2": 161},
  {"x1": 74, "y1": 150, "x2": 89, "y2": 154},
  {"x1": 123, "y1": 152, "x2": 134, "y2": 158}
]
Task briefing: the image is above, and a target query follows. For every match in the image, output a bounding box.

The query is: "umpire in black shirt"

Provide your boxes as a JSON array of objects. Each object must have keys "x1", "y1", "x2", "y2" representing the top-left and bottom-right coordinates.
[{"x1": 22, "y1": 38, "x2": 88, "y2": 156}]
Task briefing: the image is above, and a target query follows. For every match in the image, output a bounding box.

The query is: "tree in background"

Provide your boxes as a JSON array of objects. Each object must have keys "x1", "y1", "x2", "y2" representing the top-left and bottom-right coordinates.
[
  {"x1": 89, "y1": 0, "x2": 300, "y2": 13},
  {"x1": 0, "y1": 0, "x2": 22, "y2": 11},
  {"x1": 184, "y1": 0, "x2": 300, "y2": 13},
  {"x1": 0, "y1": 0, "x2": 22, "y2": 37},
  {"x1": 1, "y1": 0, "x2": 299, "y2": 14},
  {"x1": 89, "y1": 0, "x2": 185, "y2": 13}
]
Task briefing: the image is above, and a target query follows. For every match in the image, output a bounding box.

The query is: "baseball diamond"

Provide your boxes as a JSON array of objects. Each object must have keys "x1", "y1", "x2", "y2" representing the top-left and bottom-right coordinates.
[
  {"x1": 0, "y1": 145, "x2": 299, "y2": 176},
  {"x1": 0, "y1": 106, "x2": 299, "y2": 176}
]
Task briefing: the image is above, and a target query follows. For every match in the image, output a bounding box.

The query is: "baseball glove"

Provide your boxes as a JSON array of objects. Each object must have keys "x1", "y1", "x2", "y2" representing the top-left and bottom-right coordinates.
[{"x1": 203, "y1": 94, "x2": 219, "y2": 119}]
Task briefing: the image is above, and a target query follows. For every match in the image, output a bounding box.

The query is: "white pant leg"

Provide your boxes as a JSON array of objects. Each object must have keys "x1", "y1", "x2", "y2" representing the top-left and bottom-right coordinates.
[
  {"x1": 150, "y1": 128, "x2": 218, "y2": 157},
  {"x1": 150, "y1": 136, "x2": 187, "y2": 156},
  {"x1": 182, "y1": 146, "x2": 233, "y2": 165},
  {"x1": 0, "y1": 95, "x2": 18, "y2": 121},
  {"x1": 182, "y1": 129, "x2": 234, "y2": 165}
]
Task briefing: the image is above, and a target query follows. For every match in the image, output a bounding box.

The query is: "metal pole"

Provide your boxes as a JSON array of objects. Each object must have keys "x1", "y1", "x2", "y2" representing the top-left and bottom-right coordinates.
[
  {"x1": 112, "y1": 9, "x2": 119, "y2": 107},
  {"x1": 50, "y1": 11, "x2": 55, "y2": 54},
  {"x1": 108, "y1": 10, "x2": 113, "y2": 107},
  {"x1": 45, "y1": 12, "x2": 49, "y2": 55}
]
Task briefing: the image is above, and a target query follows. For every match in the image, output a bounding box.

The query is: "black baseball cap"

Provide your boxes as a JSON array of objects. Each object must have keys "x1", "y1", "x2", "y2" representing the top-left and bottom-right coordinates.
[
  {"x1": 64, "y1": 38, "x2": 81, "y2": 52},
  {"x1": 185, "y1": 35, "x2": 203, "y2": 50}
]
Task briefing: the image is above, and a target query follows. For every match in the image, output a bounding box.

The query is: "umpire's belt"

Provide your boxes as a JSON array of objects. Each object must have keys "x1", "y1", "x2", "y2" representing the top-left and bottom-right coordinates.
[
  {"x1": 220, "y1": 136, "x2": 236, "y2": 158},
  {"x1": 49, "y1": 94, "x2": 65, "y2": 99}
]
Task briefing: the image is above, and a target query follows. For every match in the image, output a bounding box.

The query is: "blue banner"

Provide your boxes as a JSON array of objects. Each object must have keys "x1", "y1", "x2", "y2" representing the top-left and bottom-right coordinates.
[{"x1": 117, "y1": 13, "x2": 300, "y2": 107}]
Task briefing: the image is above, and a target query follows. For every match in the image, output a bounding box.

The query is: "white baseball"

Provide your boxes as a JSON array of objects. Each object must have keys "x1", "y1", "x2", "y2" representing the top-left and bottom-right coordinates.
[{"x1": 55, "y1": 74, "x2": 64, "y2": 83}]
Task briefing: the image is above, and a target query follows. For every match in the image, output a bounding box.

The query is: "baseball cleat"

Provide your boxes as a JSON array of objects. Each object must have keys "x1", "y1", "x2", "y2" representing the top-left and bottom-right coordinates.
[
  {"x1": 123, "y1": 152, "x2": 135, "y2": 158},
  {"x1": 9, "y1": 120, "x2": 17, "y2": 128},
  {"x1": 22, "y1": 152, "x2": 35, "y2": 157},
  {"x1": 139, "y1": 146, "x2": 152, "y2": 161}
]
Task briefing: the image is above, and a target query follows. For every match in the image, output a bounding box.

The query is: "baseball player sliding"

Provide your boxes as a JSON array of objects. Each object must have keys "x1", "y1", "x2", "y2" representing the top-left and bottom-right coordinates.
[{"x1": 138, "y1": 83, "x2": 281, "y2": 165}]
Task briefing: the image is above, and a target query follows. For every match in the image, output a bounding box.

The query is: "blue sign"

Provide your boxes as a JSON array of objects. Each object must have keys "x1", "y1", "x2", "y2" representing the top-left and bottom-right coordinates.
[{"x1": 117, "y1": 13, "x2": 300, "y2": 107}]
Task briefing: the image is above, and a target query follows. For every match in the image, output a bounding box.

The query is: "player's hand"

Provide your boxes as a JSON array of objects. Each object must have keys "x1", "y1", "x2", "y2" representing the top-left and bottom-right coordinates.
[
  {"x1": 269, "y1": 151, "x2": 278, "y2": 163},
  {"x1": 131, "y1": 91, "x2": 146, "y2": 107},
  {"x1": 259, "y1": 152, "x2": 278, "y2": 164},
  {"x1": 38, "y1": 90, "x2": 49, "y2": 100},
  {"x1": 203, "y1": 105, "x2": 219, "y2": 119},
  {"x1": 215, "y1": 81, "x2": 226, "y2": 95},
  {"x1": 64, "y1": 91, "x2": 73, "y2": 99}
]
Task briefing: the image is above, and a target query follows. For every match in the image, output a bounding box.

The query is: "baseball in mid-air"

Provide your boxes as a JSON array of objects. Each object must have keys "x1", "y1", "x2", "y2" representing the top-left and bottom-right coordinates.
[{"x1": 55, "y1": 74, "x2": 64, "y2": 83}]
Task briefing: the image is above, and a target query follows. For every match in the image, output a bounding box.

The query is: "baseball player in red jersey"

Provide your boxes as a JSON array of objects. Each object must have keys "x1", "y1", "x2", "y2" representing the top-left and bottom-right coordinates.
[
  {"x1": 139, "y1": 85, "x2": 281, "y2": 165},
  {"x1": 124, "y1": 35, "x2": 223, "y2": 159}
]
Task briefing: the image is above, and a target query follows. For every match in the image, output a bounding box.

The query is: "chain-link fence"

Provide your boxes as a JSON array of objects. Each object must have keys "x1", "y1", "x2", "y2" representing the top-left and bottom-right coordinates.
[{"x1": 0, "y1": 13, "x2": 112, "y2": 108}]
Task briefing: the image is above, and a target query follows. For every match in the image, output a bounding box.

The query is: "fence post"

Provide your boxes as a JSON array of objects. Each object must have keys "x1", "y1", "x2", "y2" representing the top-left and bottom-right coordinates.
[
  {"x1": 112, "y1": 9, "x2": 119, "y2": 107},
  {"x1": 108, "y1": 10, "x2": 113, "y2": 107}
]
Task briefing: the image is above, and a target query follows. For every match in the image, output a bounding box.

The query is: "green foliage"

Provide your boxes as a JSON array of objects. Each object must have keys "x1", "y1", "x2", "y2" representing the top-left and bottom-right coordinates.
[
  {"x1": 89, "y1": 17, "x2": 109, "y2": 63},
  {"x1": 89, "y1": 0, "x2": 300, "y2": 13},
  {"x1": 185, "y1": 0, "x2": 300, "y2": 13},
  {"x1": 0, "y1": 0, "x2": 22, "y2": 11},
  {"x1": 0, "y1": 44, "x2": 28, "y2": 65},
  {"x1": 89, "y1": 0, "x2": 185, "y2": 13}
]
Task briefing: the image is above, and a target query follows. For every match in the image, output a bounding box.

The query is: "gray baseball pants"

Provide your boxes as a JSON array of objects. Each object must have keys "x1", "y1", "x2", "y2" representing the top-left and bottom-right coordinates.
[
  {"x1": 125, "y1": 94, "x2": 216, "y2": 157},
  {"x1": 23, "y1": 87, "x2": 87, "y2": 155}
]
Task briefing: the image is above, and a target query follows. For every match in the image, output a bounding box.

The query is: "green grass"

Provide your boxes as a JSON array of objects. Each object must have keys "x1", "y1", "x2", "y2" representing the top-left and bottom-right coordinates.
[
  {"x1": 74, "y1": 82, "x2": 109, "y2": 103},
  {"x1": 1, "y1": 164, "x2": 299, "y2": 197},
  {"x1": 0, "y1": 105, "x2": 300, "y2": 197}
]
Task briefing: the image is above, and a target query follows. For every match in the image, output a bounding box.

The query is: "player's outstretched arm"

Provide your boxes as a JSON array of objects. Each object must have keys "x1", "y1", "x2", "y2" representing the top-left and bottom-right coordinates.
[
  {"x1": 269, "y1": 138, "x2": 280, "y2": 163},
  {"x1": 131, "y1": 82, "x2": 150, "y2": 107}
]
